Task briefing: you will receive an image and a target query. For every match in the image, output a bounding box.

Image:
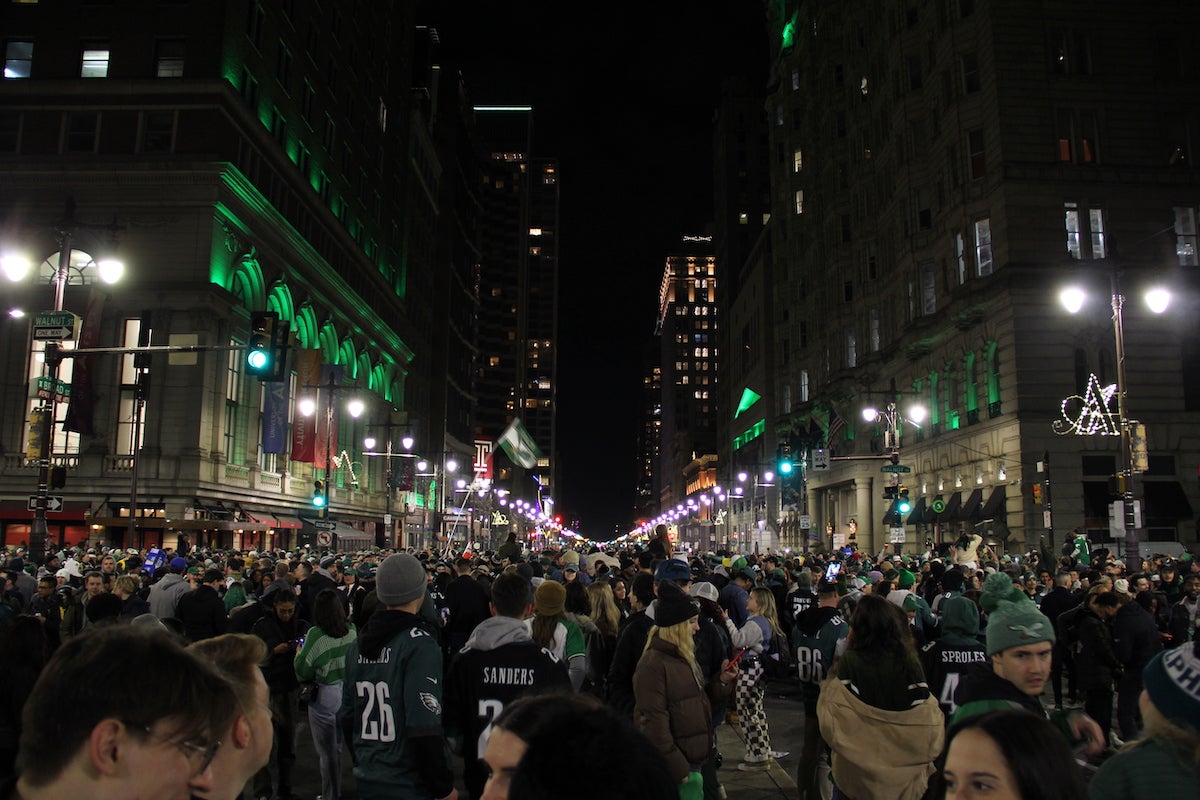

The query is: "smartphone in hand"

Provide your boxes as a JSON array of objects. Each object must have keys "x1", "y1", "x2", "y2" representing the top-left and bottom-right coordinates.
[{"x1": 729, "y1": 647, "x2": 748, "y2": 667}]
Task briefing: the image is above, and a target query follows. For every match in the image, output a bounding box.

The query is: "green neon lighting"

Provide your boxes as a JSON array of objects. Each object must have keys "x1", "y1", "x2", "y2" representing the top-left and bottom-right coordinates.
[
  {"x1": 732, "y1": 419, "x2": 765, "y2": 450},
  {"x1": 734, "y1": 387, "x2": 762, "y2": 418},
  {"x1": 782, "y1": 15, "x2": 797, "y2": 48}
]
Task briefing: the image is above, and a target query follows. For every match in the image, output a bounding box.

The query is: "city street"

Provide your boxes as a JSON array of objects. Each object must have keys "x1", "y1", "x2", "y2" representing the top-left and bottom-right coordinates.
[{"x1": 288, "y1": 680, "x2": 806, "y2": 799}]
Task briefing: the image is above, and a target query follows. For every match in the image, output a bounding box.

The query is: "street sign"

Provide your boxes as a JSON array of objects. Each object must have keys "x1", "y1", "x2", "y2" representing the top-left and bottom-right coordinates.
[
  {"x1": 889, "y1": 526, "x2": 906, "y2": 543},
  {"x1": 35, "y1": 376, "x2": 71, "y2": 400},
  {"x1": 33, "y1": 311, "x2": 80, "y2": 341},
  {"x1": 799, "y1": 514, "x2": 812, "y2": 530},
  {"x1": 316, "y1": 530, "x2": 332, "y2": 546},
  {"x1": 312, "y1": 520, "x2": 336, "y2": 530},
  {"x1": 881, "y1": 464, "x2": 912, "y2": 473},
  {"x1": 931, "y1": 498, "x2": 947, "y2": 514},
  {"x1": 27, "y1": 495, "x2": 64, "y2": 512},
  {"x1": 812, "y1": 449, "x2": 830, "y2": 470}
]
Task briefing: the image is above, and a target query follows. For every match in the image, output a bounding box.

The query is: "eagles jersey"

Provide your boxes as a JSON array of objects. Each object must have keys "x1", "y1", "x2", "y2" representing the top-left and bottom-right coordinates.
[
  {"x1": 342, "y1": 612, "x2": 449, "y2": 799},
  {"x1": 444, "y1": 638, "x2": 570, "y2": 798},
  {"x1": 920, "y1": 637, "x2": 988, "y2": 718},
  {"x1": 792, "y1": 606, "x2": 848, "y2": 713}
]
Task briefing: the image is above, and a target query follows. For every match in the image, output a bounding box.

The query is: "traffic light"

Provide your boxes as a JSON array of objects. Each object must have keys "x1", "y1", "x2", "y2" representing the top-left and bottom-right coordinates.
[
  {"x1": 897, "y1": 486, "x2": 912, "y2": 515},
  {"x1": 49, "y1": 465, "x2": 67, "y2": 490},
  {"x1": 883, "y1": 484, "x2": 898, "y2": 500},
  {"x1": 778, "y1": 442, "x2": 794, "y2": 475},
  {"x1": 245, "y1": 312, "x2": 290, "y2": 381},
  {"x1": 312, "y1": 480, "x2": 326, "y2": 512}
]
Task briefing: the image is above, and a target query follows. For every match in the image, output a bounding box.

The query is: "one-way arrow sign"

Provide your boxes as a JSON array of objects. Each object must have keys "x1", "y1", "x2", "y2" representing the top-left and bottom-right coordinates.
[{"x1": 27, "y1": 495, "x2": 65, "y2": 512}]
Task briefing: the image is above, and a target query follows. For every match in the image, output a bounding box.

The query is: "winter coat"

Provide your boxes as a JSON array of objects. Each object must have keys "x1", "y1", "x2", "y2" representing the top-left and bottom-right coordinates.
[
  {"x1": 633, "y1": 637, "x2": 730, "y2": 784},
  {"x1": 148, "y1": 573, "x2": 190, "y2": 619},
  {"x1": 1111, "y1": 600, "x2": 1162, "y2": 674},
  {"x1": 1075, "y1": 609, "x2": 1122, "y2": 690},
  {"x1": 176, "y1": 584, "x2": 229, "y2": 642},
  {"x1": 818, "y1": 673, "x2": 944, "y2": 800}
]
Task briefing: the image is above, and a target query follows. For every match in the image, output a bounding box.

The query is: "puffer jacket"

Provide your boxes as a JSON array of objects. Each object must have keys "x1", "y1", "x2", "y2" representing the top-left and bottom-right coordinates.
[{"x1": 633, "y1": 636, "x2": 732, "y2": 783}]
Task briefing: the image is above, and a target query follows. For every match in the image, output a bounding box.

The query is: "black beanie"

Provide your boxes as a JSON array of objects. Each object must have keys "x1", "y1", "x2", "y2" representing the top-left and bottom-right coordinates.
[
  {"x1": 942, "y1": 569, "x2": 965, "y2": 592},
  {"x1": 655, "y1": 581, "x2": 699, "y2": 628}
]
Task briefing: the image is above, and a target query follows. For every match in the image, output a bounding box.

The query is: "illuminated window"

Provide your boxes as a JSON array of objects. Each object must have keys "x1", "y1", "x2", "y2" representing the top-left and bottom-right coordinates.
[
  {"x1": 1065, "y1": 203, "x2": 1106, "y2": 259},
  {"x1": 154, "y1": 39, "x2": 185, "y2": 77},
  {"x1": 80, "y1": 45, "x2": 109, "y2": 78},
  {"x1": 974, "y1": 218, "x2": 992, "y2": 276},
  {"x1": 5, "y1": 41, "x2": 34, "y2": 79},
  {"x1": 738, "y1": 212, "x2": 748, "y2": 225},
  {"x1": 529, "y1": 227, "x2": 543, "y2": 236},
  {"x1": 795, "y1": 190, "x2": 804, "y2": 215},
  {"x1": 793, "y1": 148, "x2": 803, "y2": 172},
  {"x1": 1174, "y1": 206, "x2": 1198, "y2": 266}
]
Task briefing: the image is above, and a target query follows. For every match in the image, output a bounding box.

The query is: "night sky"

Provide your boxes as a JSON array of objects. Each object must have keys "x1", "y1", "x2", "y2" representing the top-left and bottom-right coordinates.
[{"x1": 435, "y1": 4, "x2": 770, "y2": 540}]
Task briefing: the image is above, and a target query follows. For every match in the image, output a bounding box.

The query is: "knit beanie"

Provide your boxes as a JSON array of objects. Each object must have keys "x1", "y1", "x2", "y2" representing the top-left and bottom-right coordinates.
[
  {"x1": 655, "y1": 582, "x2": 699, "y2": 628},
  {"x1": 941, "y1": 569, "x2": 965, "y2": 592},
  {"x1": 534, "y1": 579, "x2": 566, "y2": 616},
  {"x1": 980, "y1": 570, "x2": 1025, "y2": 614},
  {"x1": 1142, "y1": 642, "x2": 1200, "y2": 733},
  {"x1": 375, "y1": 553, "x2": 427, "y2": 606},
  {"x1": 896, "y1": 569, "x2": 916, "y2": 589},
  {"x1": 985, "y1": 598, "x2": 1056, "y2": 656}
]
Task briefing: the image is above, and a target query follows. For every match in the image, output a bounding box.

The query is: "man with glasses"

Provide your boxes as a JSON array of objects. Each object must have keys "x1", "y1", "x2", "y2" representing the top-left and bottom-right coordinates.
[
  {"x1": 7, "y1": 623, "x2": 236, "y2": 800},
  {"x1": 189, "y1": 633, "x2": 274, "y2": 800}
]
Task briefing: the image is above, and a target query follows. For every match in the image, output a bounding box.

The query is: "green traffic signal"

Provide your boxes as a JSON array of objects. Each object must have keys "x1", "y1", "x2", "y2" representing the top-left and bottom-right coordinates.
[
  {"x1": 245, "y1": 311, "x2": 277, "y2": 378},
  {"x1": 897, "y1": 487, "x2": 912, "y2": 514},
  {"x1": 312, "y1": 480, "x2": 326, "y2": 508},
  {"x1": 779, "y1": 460, "x2": 793, "y2": 475}
]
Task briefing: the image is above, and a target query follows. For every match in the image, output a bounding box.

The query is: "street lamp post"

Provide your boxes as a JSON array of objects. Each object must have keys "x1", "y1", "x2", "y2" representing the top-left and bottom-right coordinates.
[
  {"x1": 363, "y1": 412, "x2": 413, "y2": 548},
  {"x1": 3, "y1": 203, "x2": 124, "y2": 561},
  {"x1": 1059, "y1": 271, "x2": 1169, "y2": 565},
  {"x1": 298, "y1": 375, "x2": 364, "y2": 528}
]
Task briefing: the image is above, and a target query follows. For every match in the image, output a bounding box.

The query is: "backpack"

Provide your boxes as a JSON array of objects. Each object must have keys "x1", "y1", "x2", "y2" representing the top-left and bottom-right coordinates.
[{"x1": 762, "y1": 626, "x2": 794, "y2": 681}]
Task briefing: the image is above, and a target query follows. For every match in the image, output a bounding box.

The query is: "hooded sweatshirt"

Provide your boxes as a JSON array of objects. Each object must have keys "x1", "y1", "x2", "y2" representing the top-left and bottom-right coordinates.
[
  {"x1": 919, "y1": 596, "x2": 987, "y2": 718},
  {"x1": 444, "y1": 616, "x2": 570, "y2": 798}
]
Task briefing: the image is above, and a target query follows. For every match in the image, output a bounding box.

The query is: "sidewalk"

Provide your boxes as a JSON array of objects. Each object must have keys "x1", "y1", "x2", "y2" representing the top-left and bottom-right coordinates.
[{"x1": 715, "y1": 717, "x2": 800, "y2": 800}]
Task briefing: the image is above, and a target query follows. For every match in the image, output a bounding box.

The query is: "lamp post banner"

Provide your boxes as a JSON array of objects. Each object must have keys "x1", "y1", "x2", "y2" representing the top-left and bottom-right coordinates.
[
  {"x1": 262, "y1": 378, "x2": 290, "y2": 454},
  {"x1": 63, "y1": 290, "x2": 104, "y2": 435},
  {"x1": 290, "y1": 349, "x2": 321, "y2": 463},
  {"x1": 314, "y1": 364, "x2": 343, "y2": 470}
]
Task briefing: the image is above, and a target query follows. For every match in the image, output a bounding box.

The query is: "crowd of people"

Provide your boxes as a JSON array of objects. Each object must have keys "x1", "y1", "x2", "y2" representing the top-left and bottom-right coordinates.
[{"x1": 0, "y1": 526, "x2": 1197, "y2": 800}]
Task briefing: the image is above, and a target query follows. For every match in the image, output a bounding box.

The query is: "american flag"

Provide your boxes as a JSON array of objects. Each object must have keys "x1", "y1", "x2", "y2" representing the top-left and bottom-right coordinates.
[{"x1": 827, "y1": 409, "x2": 846, "y2": 447}]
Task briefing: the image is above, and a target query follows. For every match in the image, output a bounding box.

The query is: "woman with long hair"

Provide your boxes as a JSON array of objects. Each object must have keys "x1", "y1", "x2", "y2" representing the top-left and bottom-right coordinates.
[
  {"x1": 585, "y1": 581, "x2": 621, "y2": 698},
  {"x1": 719, "y1": 585, "x2": 785, "y2": 769},
  {"x1": 611, "y1": 576, "x2": 632, "y2": 619},
  {"x1": 941, "y1": 709, "x2": 1087, "y2": 800},
  {"x1": 634, "y1": 584, "x2": 736, "y2": 797},
  {"x1": 526, "y1": 580, "x2": 587, "y2": 691},
  {"x1": 648, "y1": 523, "x2": 674, "y2": 561},
  {"x1": 819, "y1": 593, "x2": 943, "y2": 800},
  {"x1": 294, "y1": 588, "x2": 357, "y2": 800}
]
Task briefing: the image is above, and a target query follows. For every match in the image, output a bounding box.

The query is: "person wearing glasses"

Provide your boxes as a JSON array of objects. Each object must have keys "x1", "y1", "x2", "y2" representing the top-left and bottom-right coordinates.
[
  {"x1": 188, "y1": 633, "x2": 274, "y2": 800},
  {"x1": 6, "y1": 623, "x2": 236, "y2": 800}
]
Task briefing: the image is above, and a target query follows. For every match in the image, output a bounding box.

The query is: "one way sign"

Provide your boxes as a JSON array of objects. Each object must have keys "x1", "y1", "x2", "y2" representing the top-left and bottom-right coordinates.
[{"x1": 27, "y1": 495, "x2": 64, "y2": 512}]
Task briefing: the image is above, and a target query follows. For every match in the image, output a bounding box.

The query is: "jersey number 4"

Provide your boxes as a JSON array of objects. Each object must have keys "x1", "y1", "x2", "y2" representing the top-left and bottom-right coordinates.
[{"x1": 357, "y1": 681, "x2": 397, "y2": 742}]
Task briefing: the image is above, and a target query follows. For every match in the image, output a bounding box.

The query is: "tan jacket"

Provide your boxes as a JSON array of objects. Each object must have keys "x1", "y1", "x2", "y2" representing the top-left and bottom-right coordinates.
[{"x1": 817, "y1": 675, "x2": 945, "y2": 800}]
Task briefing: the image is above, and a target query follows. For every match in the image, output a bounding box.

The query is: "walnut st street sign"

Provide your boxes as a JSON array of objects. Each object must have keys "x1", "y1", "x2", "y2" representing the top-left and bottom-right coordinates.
[{"x1": 32, "y1": 311, "x2": 80, "y2": 341}]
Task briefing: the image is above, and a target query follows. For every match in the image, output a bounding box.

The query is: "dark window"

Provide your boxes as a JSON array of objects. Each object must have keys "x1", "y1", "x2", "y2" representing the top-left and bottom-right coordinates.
[
  {"x1": 247, "y1": 3, "x2": 264, "y2": 50},
  {"x1": 276, "y1": 42, "x2": 291, "y2": 93},
  {"x1": 154, "y1": 39, "x2": 184, "y2": 77},
  {"x1": 0, "y1": 111, "x2": 19, "y2": 151},
  {"x1": 908, "y1": 54, "x2": 922, "y2": 91},
  {"x1": 65, "y1": 111, "x2": 99, "y2": 152},
  {"x1": 962, "y1": 52, "x2": 981, "y2": 93},
  {"x1": 1081, "y1": 455, "x2": 1116, "y2": 476},
  {"x1": 967, "y1": 129, "x2": 986, "y2": 179},
  {"x1": 140, "y1": 110, "x2": 173, "y2": 152}
]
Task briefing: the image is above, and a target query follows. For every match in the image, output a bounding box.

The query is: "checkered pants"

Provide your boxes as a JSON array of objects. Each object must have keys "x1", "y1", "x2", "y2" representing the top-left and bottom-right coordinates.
[{"x1": 735, "y1": 660, "x2": 771, "y2": 761}]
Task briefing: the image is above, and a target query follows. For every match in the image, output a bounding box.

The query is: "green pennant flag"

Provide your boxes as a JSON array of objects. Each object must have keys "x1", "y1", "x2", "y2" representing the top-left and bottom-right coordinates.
[{"x1": 497, "y1": 417, "x2": 541, "y2": 469}]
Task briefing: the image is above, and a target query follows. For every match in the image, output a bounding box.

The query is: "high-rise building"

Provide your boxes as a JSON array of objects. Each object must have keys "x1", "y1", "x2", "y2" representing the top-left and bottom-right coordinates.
[
  {"x1": 761, "y1": 0, "x2": 1200, "y2": 557},
  {"x1": 474, "y1": 106, "x2": 560, "y2": 507},
  {"x1": 656, "y1": 238, "x2": 719, "y2": 511}
]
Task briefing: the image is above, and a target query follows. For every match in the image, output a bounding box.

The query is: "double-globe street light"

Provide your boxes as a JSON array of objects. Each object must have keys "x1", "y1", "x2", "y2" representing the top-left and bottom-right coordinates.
[
  {"x1": 2, "y1": 204, "x2": 124, "y2": 560},
  {"x1": 1059, "y1": 271, "x2": 1170, "y2": 564},
  {"x1": 297, "y1": 377, "x2": 364, "y2": 529}
]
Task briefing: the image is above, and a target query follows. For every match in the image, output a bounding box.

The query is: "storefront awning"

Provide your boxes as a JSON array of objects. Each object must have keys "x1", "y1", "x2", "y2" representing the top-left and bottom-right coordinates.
[
  {"x1": 905, "y1": 497, "x2": 926, "y2": 526},
  {"x1": 274, "y1": 516, "x2": 304, "y2": 529},
  {"x1": 936, "y1": 492, "x2": 962, "y2": 523},
  {"x1": 882, "y1": 501, "x2": 902, "y2": 526},
  {"x1": 980, "y1": 485, "x2": 1007, "y2": 520},
  {"x1": 0, "y1": 500, "x2": 93, "y2": 521},
  {"x1": 83, "y1": 517, "x2": 272, "y2": 531},
  {"x1": 1142, "y1": 481, "x2": 1193, "y2": 520},
  {"x1": 957, "y1": 489, "x2": 984, "y2": 521}
]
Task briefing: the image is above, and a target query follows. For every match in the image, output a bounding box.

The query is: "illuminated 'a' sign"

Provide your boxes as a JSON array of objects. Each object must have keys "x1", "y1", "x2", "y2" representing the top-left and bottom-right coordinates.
[{"x1": 1053, "y1": 374, "x2": 1120, "y2": 436}]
